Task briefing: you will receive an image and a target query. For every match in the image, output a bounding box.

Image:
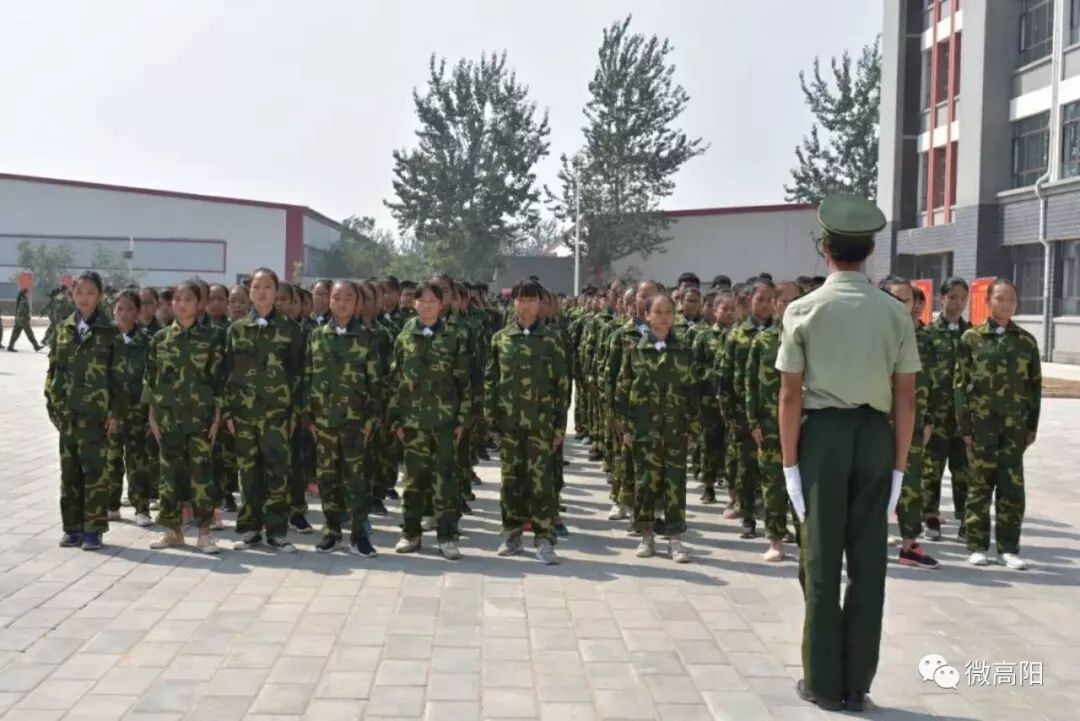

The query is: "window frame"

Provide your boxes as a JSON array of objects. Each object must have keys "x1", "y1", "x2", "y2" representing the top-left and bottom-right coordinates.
[
  {"x1": 1012, "y1": 112, "x2": 1051, "y2": 189},
  {"x1": 1013, "y1": 243, "x2": 1047, "y2": 316},
  {"x1": 1063, "y1": 101, "x2": 1080, "y2": 179},
  {"x1": 1060, "y1": 240, "x2": 1080, "y2": 316},
  {"x1": 1019, "y1": 0, "x2": 1054, "y2": 66}
]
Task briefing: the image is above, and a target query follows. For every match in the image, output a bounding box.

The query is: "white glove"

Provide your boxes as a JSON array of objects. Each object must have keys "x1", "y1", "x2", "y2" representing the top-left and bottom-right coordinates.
[
  {"x1": 887, "y1": 469, "x2": 905, "y2": 521},
  {"x1": 783, "y1": 465, "x2": 806, "y2": 523}
]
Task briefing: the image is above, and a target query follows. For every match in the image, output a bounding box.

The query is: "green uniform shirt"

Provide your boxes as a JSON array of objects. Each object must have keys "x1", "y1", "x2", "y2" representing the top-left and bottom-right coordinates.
[{"x1": 775, "y1": 271, "x2": 921, "y2": 413}]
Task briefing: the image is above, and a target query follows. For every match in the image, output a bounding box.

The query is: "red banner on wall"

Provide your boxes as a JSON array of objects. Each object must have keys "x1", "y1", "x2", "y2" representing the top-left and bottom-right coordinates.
[
  {"x1": 912, "y1": 279, "x2": 933, "y2": 326},
  {"x1": 17, "y1": 272, "x2": 32, "y2": 292},
  {"x1": 61, "y1": 274, "x2": 73, "y2": 289},
  {"x1": 969, "y1": 277, "x2": 993, "y2": 326}
]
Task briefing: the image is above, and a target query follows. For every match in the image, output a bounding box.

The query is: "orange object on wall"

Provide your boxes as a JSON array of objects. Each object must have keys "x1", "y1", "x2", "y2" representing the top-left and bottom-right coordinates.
[
  {"x1": 17, "y1": 272, "x2": 32, "y2": 292},
  {"x1": 61, "y1": 274, "x2": 73, "y2": 289},
  {"x1": 969, "y1": 277, "x2": 993, "y2": 325},
  {"x1": 912, "y1": 279, "x2": 933, "y2": 325}
]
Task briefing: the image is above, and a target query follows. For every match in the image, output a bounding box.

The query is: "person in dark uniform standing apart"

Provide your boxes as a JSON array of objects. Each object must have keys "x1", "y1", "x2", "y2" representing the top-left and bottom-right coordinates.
[{"x1": 776, "y1": 194, "x2": 920, "y2": 712}]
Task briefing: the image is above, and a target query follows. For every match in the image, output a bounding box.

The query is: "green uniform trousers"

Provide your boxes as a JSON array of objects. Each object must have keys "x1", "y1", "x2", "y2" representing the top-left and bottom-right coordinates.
[
  {"x1": 758, "y1": 439, "x2": 795, "y2": 541},
  {"x1": 234, "y1": 417, "x2": 291, "y2": 537},
  {"x1": 798, "y1": 407, "x2": 891, "y2": 702},
  {"x1": 156, "y1": 431, "x2": 215, "y2": 529},
  {"x1": 499, "y1": 430, "x2": 558, "y2": 544},
  {"x1": 314, "y1": 424, "x2": 370, "y2": 539},
  {"x1": 965, "y1": 428, "x2": 1027, "y2": 555},
  {"x1": 401, "y1": 427, "x2": 459, "y2": 543},
  {"x1": 288, "y1": 426, "x2": 313, "y2": 515},
  {"x1": 59, "y1": 417, "x2": 111, "y2": 534},
  {"x1": 897, "y1": 439, "x2": 925, "y2": 540},
  {"x1": 105, "y1": 418, "x2": 152, "y2": 515},
  {"x1": 731, "y1": 421, "x2": 760, "y2": 526},
  {"x1": 632, "y1": 434, "x2": 688, "y2": 536},
  {"x1": 699, "y1": 409, "x2": 725, "y2": 492},
  {"x1": 921, "y1": 431, "x2": 969, "y2": 523}
]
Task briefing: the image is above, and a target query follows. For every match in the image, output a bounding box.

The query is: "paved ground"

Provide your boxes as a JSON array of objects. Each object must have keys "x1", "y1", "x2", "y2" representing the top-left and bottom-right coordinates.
[{"x1": 0, "y1": 350, "x2": 1078, "y2": 721}]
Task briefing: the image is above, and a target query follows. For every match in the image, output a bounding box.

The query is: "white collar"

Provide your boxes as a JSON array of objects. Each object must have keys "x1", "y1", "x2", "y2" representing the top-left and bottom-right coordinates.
[{"x1": 654, "y1": 340, "x2": 667, "y2": 351}]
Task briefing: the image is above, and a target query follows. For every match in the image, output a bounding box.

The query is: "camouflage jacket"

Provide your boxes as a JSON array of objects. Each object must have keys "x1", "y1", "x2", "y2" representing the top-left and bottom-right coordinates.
[
  {"x1": 141, "y1": 317, "x2": 163, "y2": 338},
  {"x1": 745, "y1": 325, "x2": 781, "y2": 433},
  {"x1": 45, "y1": 310, "x2": 121, "y2": 421},
  {"x1": 485, "y1": 322, "x2": 568, "y2": 435},
  {"x1": 614, "y1": 332, "x2": 698, "y2": 441},
  {"x1": 302, "y1": 318, "x2": 382, "y2": 432},
  {"x1": 361, "y1": 318, "x2": 394, "y2": 413},
  {"x1": 691, "y1": 324, "x2": 727, "y2": 414},
  {"x1": 208, "y1": 315, "x2": 231, "y2": 332},
  {"x1": 112, "y1": 326, "x2": 152, "y2": 422},
  {"x1": 378, "y1": 311, "x2": 402, "y2": 339},
  {"x1": 141, "y1": 321, "x2": 225, "y2": 435},
  {"x1": 447, "y1": 310, "x2": 485, "y2": 411},
  {"x1": 310, "y1": 312, "x2": 330, "y2": 329},
  {"x1": 922, "y1": 314, "x2": 971, "y2": 434},
  {"x1": 223, "y1": 311, "x2": 305, "y2": 421},
  {"x1": 388, "y1": 317, "x2": 470, "y2": 431},
  {"x1": 719, "y1": 319, "x2": 772, "y2": 422},
  {"x1": 914, "y1": 326, "x2": 936, "y2": 437},
  {"x1": 954, "y1": 320, "x2": 1041, "y2": 439},
  {"x1": 604, "y1": 318, "x2": 649, "y2": 408},
  {"x1": 15, "y1": 293, "x2": 31, "y2": 325}
]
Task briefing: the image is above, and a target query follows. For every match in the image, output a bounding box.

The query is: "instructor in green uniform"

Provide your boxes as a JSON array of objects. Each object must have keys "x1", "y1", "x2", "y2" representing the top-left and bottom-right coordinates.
[{"x1": 776, "y1": 194, "x2": 920, "y2": 712}]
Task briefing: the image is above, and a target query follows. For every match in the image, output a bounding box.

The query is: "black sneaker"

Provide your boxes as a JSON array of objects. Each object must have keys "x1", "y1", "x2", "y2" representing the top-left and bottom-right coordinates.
[
  {"x1": 554, "y1": 521, "x2": 570, "y2": 539},
  {"x1": 898, "y1": 543, "x2": 940, "y2": 569},
  {"x1": 464, "y1": 490, "x2": 476, "y2": 501},
  {"x1": 384, "y1": 488, "x2": 400, "y2": 500},
  {"x1": 654, "y1": 518, "x2": 667, "y2": 537},
  {"x1": 266, "y1": 536, "x2": 297, "y2": 553},
  {"x1": 316, "y1": 534, "x2": 343, "y2": 553},
  {"x1": 461, "y1": 502, "x2": 473, "y2": 515},
  {"x1": 700, "y1": 487, "x2": 717, "y2": 504},
  {"x1": 470, "y1": 475, "x2": 482, "y2": 486},
  {"x1": 844, "y1": 691, "x2": 867, "y2": 712},
  {"x1": 739, "y1": 521, "x2": 757, "y2": 540},
  {"x1": 59, "y1": 532, "x2": 83, "y2": 548},
  {"x1": 223, "y1": 494, "x2": 238, "y2": 513},
  {"x1": 796, "y1": 679, "x2": 843, "y2": 712},
  {"x1": 289, "y1": 514, "x2": 314, "y2": 534},
  {"x1": 558, "y1": 504, "x2": 567, "y2": 512},
  {"x1": 957, "y1": 522, "x2": 967, "y2": 543},
  {"x1": 81, "y1": 532, "x2": 102, "y2": 551},
  {"x1": 924, "y1": 517, "x2": 942, "y2": 541},
  {"x1": 477, "y1": 448, "x2": 491, "y2": 461},
  {"x1": 371, "y1": 499, "x2": 389, "y2": 516},
  {"x1": 349, "y1": 536, "x2": 377, "y2": 558}
]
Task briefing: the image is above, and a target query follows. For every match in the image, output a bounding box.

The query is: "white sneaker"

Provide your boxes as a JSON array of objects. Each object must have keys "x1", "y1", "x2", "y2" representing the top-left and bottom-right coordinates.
[
  {"x1": 635, "y1": 535, "x2": 655, "y2": 558},
  {"x1": 149, "y1": 500, "x2": 160, "y2": 511},
  {"x1": 233, "y1": 531, "x2": 262, "y2": 550},
  {"x1": 150, "y1": 529, "x2": 185, "y2": 550},
  {"x1": 120, "y1": 496, "x2": 132, "y2": 508},
  {"x1": 1000, "y1": 553, "x2": 1027, "y2": 570},
  {"x1": 887, "y1": 535, "x2": 903, "y2": 546},
  {"x1": 968, "y1": 551, "x2": 990, "y2": 566},
  {"x1": 209, "y1": 509, "x2": 225, "y2": 531},
  {"x1": 438, "y1": 541, "x2": 461, "y2": 560},
  {"x1": 421, "y1": 516, "x2": 436, "y2": 532},
  {"x1": 107, "y1": 510, "x2": 122, "y2": 522},
  {"x1": 607, "y1": 504, "x2": 628, "y2": 521},
  {"x1": 669, "y1": 537, "x2": 690, "y2": 564},
  {"x1": 135, "y1": 513, "x2": 153, "y2": 528},
  {"x1": 762, "y1": 547, "x2": 784, "y2": 563},
  {"x1": 536, "y1": 539, "x2": 559, "y2": 565},
  {"x1": 395, "y1": 536, "x2": 421, "y2": 554},
  {"x1": 196, "y1": 534, "x2": 221, "y2": 555}
]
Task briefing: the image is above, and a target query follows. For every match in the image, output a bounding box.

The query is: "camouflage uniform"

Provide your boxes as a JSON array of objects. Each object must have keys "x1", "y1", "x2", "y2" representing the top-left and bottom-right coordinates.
[
  {"x1": 142, "y1": 321, "x2": 225, "y2": 529},
  {"x1": 366, "y1": 319, "x2": 397, "y2": 501},
  {"x1": 105, "y1": 326, "x2": 152, "y2": 515},
  {"x1": 8, "y1": 291, "x2": 42, "y2": 351},
  {"x1": 955, "y1": 320, "x2": 1041, "y2": 555},
  {"x1": 46, "y1": 310, "x2": 121, "y2": 535},
  {"x1": 225, "y1": 311, "x2": 305, "y2": 539},
  {"x1": 719, "y1": 319, "x2": 772, "y2": 531},
  {"x1": 448, "y1": 310, "x2": 484, "y2": 504},
  {"x1": 288, "y1": 316, "x2": 315, "y2": 517},
  {"x1": 388, "y1": 317, "x2": 471, "y2": 543},
  {"x1": 302, "y1": 318, "x2": 382, "y2": 539},
  {"x1": 206, "y1": 316, "x2": 237, "y2": 504},
  {"x1": 614, "y1": 331, "x2": 698, "y2": 536},
  {"x1": 896, "y1": 326, "x2": 936, "y2": 539},
  {"x1": 140, "y1": 318, "x2": 164, "y2": 501},
  {"x1": 691, "y1": 324, "x2": 728, "y2": 498},
  {"x1": 485, "y1": 321, "x2": 568, "y2": 544},
  {"x1": 605, "y1": 318, "x2": 650, "y2": 509},
  {"x1": 921, "y1": 315, "x2": 972, "y2": 527},
  {"x1": 746, "y1": 325, "x2": 797, "y2": 541}
]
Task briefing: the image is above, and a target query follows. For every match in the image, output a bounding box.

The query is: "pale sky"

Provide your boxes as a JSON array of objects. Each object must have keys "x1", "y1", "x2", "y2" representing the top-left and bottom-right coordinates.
[{"x1": 1, "y1": 1, "x2": 882, "y2": 231}]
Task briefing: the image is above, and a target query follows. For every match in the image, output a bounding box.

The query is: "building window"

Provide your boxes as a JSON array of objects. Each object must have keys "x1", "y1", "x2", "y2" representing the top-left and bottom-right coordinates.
[
  {"x1": 1012, "y1": 112, "x2": 1050, "y2": 188},
  {"x1": 1064, "y1": 102, "x2": 1080, "y2": 178},
  {"x1": 1072, "y1": 0, "x2": 1080, "y2": 46},
  {"x1": 1013, "y1": 243, "x2": 1046, "y2": 315},
  {"x1": 1061, "y1": 241, "x2": 1080, "y2": 315},
  {"x1": 1020, "y1": 0, "x2": 1053, "y2": 65}
]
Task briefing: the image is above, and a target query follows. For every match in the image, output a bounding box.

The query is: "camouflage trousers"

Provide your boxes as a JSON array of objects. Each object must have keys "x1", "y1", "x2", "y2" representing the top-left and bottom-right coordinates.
[
  {"x1": 147, "y1": 435, "x2": 161, "y2": 500},
  {"x1": 288, "y1": 426, "x2": 314, "y2": 515},
  {"x1": 921, "y1": 429, "x2": 969, "y2": 522},
  {"x1": 730, "y1": 421, "x2": 760, "y2": 527},
  {"x1": 157, "y1": 430, "x2": 215, "y2": 529},
  {"x1": 699, "y1": 408, "x2": 725, "y2": 491},
  {"x1": 233, "y1": 416, "x2": 291, "y2": 537},
  {"x1": 611, "y1": 425, "x2": 637, "y2": 510},
  {"x1": 573, "y1": 381, "x2": 588, "y2": 433},
  {"x1": 757, "y1": 435, "x2": 793, "y2": 541},
  {"x1": 105, "y1": 416, "x2": 152, "y2": 515},
  {"x1": 217, "y1": 430, "x2": 239, "y2": 497},
  {"x1": 401, "y1": 427, "x2": 459, "y2": 543},
  {"x1": 498, "y1": 430, "x2": 558, "y2": 544},
  {"x1": 897, "y1": 439, "x2": 926, "y2": 540},
  {"x1": 58, "y1": 417, "x2": 111, "y2": 534},
  {"x1": 631, "y1": 434, "x2": 688, "y2": 536},
  {"x1": 7, "y1": 321, "x2": 40, "y2": 350},
  {"x1": 313, "y1": 424, "x2": 370, "y2": 539},
  {"x1": 455, "y1": 421, "x2": 476, "y2": 503},
  {"x1": 378, "y1": 424, "x2": 401, "y2": 497},
  {"x1": 723, "y1": 420, "x2": 739, "y2": 504},
  {"x1": 965, "y1": 429, "x2": 1027, "y2": 555}
]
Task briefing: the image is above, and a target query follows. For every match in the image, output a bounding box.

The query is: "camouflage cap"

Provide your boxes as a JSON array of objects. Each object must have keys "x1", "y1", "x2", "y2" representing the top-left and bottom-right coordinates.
[{"x1": 818, "y1": 193, "x2": 886, "y2": 246}]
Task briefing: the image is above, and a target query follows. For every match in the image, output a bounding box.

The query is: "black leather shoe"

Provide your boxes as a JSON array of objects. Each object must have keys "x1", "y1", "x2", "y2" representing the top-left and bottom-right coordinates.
[
  {"x1": 796, "y1": 680, "x2": 843, "y2": 712},
  {"x1": 844, "y1": 690, "x2": 867, "y2": 712}
]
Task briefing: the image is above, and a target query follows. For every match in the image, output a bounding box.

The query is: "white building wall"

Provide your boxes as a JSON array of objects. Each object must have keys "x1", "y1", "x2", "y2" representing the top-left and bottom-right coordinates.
[
  {"x1": 301, "y1": 214, "x2": 345, "y2": 278},
  {"x1": 610, "y1": 209, "x2": 824, "y2": 285},
  {"x1": 0, "y1": 177, "x2": 287, "y2": 287}
]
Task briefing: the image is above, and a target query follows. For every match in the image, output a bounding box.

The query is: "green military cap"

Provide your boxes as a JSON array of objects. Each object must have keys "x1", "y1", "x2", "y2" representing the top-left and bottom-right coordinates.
[{"x1": 818, "y1": 193, "x2": 886, "y2": 245}]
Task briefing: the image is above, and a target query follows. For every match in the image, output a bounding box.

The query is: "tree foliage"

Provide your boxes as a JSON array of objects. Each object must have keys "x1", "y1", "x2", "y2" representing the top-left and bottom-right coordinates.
[
  {"x1": 548, "y1": 15, "x2": 706, "y2": 282},
  {"x1": 511, "y1": 216, "x2": 563, "y2": 257},
  {"x1": 785, "y1": 37, "x2": 881, "y2": 204},
  {"x1": 330, "y1": 216, "x2": 434, "y2": 281},
  {"x1": 386, "y1": 52, "x2": 550, "y2": 279},
  {"x1": 14, "y1": 240, "x2": 75, "y2": 300},
  {"x1": 91, "y1": 244, "x2": 145, "y2": 289}
]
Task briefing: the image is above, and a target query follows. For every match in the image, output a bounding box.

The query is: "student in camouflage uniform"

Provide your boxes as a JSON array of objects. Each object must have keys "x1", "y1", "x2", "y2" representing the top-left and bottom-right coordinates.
[
  {"x1": 690, "y1": 290, "x2": 732, "y2": 504},
  {"x1": 746, "y1": 281, "x2": 802, "y2": 562},
  {"x1": 276, "y1": 282, "x2": 315, "y2": 534},
  {"x1": 542, "y1": 290, "x2": 574, "y2": 538},
  {"x1": 216, "y1": 284, "x2": 251, "y2": 512},
  {"x1": 7, "y1": 288, "x2": 43, "y2": 352},
  {"x1": 878, "y1": 278, "x2": 940, "y2": 569},
  {"x1": 955, "y1": 278, "x2": 1041, "y2": 570},
  {"x1": 389, "y1": 281, "x2": 471, "y2": 560},
  {"x1": 138, "y1": 287, "x2": 163, "y2": 337},
  {"x1": 46, "y1": 271, "x2": 120, "y2": 551},
  {"x1": 358, "y1": 282, "x2": 395, "y2": 515},
  {"x1": 136, "y1": 287, "x2": 163, "y2": 507},
  {"x1": 447, "y1": 282, "x2": 484, "y2": 513},
  {"x1": 143, "y1": 281, "x2": 225, "y2": 554},
  {"x1": 303, "y1": 280, "x2": 382, "y2": 557},
  {"x1": 615, "y1": 293, "x2": 697, "y2": 563},
  {"x1": 226, "y1": 268, "x2": 306, "y2": 553},
  {"x1": 486, "y1": 280, "x2": 569, "y2": 564},
  {"x1": 310, "y1": 279, "x2": 332, "y2": 327},
  {"x1": 104, "y1": 291, "x2": 154, "y2": 527},
  {"x1": 921, "y1": 277, "x2": 972, "y2": 541},
  {"x1": 43, "y1": 287, "x2": 75, "y2": 347},
  {"x1": 719, "y1": 279, "x2": 775, "y2": 538}
]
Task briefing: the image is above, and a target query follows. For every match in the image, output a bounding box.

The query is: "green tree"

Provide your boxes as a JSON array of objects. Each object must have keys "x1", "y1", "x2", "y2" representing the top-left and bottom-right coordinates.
[
  {"x1": 386, "y1": 52, "x2": 551, "y2": 279},
  {"x1": 785, "y1": 37, "x2": 881, "y2": 204},
  {"x1": 548, "y1": 16, "x2": 706, "y2": 283},
  {"x1": 512, "y1": 216, "x2": 563, "y2": 257},
  {"x1": 13, "y1": 240, "x2": 75, "y2": 302},
  {"x1": 331, "y1": 216, "x2": 434, "y2": 281},
  {"x1": 91, "y1": 244, "x2": 144, "y2": 289}
]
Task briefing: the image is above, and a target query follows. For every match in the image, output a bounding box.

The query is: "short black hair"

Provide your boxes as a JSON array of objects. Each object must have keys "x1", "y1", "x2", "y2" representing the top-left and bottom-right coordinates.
[
  {"x1": 511, "y1": 280, "x2": 544, "y2": 299},
  {"x1": 160, "y1": 288, "x2": 174, "y2": 302},
  {"x1": 757, "y1": 272, "x2": 773, "y2": 282},
  {"x1": 416, "y1": 281, "x2": 444, "y2": 301},
  {"x1": 677, "y1": 272, "x2": 701, "y2": 288},
  {"x1": 139, "y1": 286, "x2": 160, "y2": 303},
  {"x1": 175, "y1": 280, "x2": 203, "y2": 302},
  {"x1": 313, "y1": 278, "x2": 333, "y2": 292},
  {"x1": 75, "y1": 271, "x2": 104, "y2": 295},
  {"x1": 826, "y1": 239, "x2": 874, "y2": 263},
  {"x1": 711, "y1": 274, "x2": 732, "y2": 289},
  {"x1": 987, "y1": 277, "x2": 1017, "y2": 300},
  {"x1": 939, "y1": 276, "x2": 969, "y2": 296},
  {"x1": 115, "y1": 289, "x2": 141, "y2": 310},
  {"x1": 400, "y1": 280, "x2": 417, "y2": 291},
  {"x1": 251, "y1": 267, "x2": 280, "y2": 288},
  {"x1": 382, "y1": 275, "x2": 401, "y2": 292}
]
